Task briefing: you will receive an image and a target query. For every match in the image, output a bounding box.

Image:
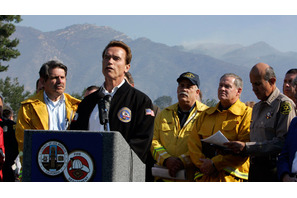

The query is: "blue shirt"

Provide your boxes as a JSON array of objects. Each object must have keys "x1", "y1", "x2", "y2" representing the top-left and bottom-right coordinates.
[{"x1": 44, "y1": 92, "x2": 67, "y2": 130}]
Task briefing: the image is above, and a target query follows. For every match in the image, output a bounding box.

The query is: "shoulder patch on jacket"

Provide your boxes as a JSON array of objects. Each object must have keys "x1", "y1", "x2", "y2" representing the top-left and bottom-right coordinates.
[
  {"x1": 280, "y1": 101, "x2": 292, "y2": 115},
  {"x1": 145, "y1": 108, "x2": 155, "y2": 117}
]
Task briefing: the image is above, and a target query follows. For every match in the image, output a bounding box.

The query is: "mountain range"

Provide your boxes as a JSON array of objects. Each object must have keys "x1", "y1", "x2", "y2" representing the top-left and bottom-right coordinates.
[{"x1": 1, "y1": 24, "x2": 296, "y2": 104}]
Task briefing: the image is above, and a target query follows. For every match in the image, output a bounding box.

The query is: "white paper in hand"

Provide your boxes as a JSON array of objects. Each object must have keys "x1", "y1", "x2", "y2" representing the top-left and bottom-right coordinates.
[
  {"x1": 152, "y1": 164, "x2": 186, "y2": 180},
  {"x1": 201, "y1": 131, "x2": 229, "y2": 147}
]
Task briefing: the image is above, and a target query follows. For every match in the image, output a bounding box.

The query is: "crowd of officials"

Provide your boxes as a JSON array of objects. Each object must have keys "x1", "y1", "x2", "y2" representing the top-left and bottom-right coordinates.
[{"x1": 1, "y1": 40, "x2": 297, "y2": 182}]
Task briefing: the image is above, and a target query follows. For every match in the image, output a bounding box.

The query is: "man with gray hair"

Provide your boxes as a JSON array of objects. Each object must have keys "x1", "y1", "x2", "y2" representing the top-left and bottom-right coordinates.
[
  {"x1": 15, "y1": 60, "x2": 81, "y2": 157},
  {"x1": 225, "y1": 63, "x2": 296, "y2": 181},
  {"x1": 189, "y1": 73, "x2": 251, "y2": 182},
  {"x1": 152, "y1": 72, "x2": 208, "y2": 181}
]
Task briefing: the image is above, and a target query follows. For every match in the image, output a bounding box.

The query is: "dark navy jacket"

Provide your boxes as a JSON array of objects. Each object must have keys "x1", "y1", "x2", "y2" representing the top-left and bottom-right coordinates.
[
  {"x1": 70, "y1": 81, "x2": 155, "y2": 163},
  {"x1": 277, "y1": 117, "x2": 297, "y2": 180}
]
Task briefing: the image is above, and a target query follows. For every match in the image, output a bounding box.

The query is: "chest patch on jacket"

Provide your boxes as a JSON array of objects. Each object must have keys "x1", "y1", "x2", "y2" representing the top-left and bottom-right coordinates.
[{"x1": 117, "y1": 107, "x2": 132, "y2": 123}]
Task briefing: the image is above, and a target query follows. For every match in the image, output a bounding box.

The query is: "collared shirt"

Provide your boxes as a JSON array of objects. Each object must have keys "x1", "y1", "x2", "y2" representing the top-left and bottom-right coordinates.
[
  {"x1": 177, "y1": 103, "x2": 195, "y2": 128},
  {"x1": 44, "y1": 92, "x2": 67, "y2": 130},
  {"x1": 88, "y1": 79, "x2": 125, "y2": 131}
]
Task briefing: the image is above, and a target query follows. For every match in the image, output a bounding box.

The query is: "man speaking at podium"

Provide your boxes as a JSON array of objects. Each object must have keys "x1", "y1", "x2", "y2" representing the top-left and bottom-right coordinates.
[{"x1": 70, "y1": 40, "x2": 155, "y2": 164}]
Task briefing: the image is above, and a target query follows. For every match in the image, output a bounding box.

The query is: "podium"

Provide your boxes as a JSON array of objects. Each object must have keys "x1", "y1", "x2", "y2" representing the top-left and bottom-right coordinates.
[{"x1": 22, "y1": 130, "x2": 145, "y2": 182}]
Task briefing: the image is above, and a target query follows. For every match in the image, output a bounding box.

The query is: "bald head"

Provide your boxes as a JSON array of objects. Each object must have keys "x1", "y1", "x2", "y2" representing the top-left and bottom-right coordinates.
[
  {"x1": 250, "y1": 62, "x2": 276, "y2": 101},
  {"x1": 250, "y1": 62, "x2": 269, "y2": 76}
]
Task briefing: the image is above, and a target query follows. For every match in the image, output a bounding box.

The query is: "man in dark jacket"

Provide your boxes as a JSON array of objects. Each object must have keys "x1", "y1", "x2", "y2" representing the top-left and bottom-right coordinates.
[
  {"x1": 70, "y1": 40, "x2": 155, "y2": 164},
  {"x1": 1, "y1": 109, "x2": 19, "y2": 182}
]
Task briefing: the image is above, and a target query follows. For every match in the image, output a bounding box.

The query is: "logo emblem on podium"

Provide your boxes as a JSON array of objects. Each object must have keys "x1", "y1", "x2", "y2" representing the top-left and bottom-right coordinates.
[
  {"x1": 63, "y1": 150, "x2": 94, "y2": 182},
  {"x1": 37, "y1": 141, "x2": 68, "y2": 176}
]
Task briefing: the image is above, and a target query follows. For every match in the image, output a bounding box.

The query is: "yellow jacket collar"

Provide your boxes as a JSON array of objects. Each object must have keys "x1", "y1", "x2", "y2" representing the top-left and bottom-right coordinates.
[
  {"x1": 20, "y1": 90, "x2": 81, "y2": 129},
  {"x1": 165, "y1": 100, "x2": 208, "y2": 112},
  {"x1": 206, "y1": 99, "x2": 247, "y2": 116}
]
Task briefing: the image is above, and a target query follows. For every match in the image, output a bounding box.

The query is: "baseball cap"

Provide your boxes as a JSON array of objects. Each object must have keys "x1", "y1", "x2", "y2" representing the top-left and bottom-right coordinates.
[{"x1": 177, "y1": 72, "x2": 200, "y2": 88}]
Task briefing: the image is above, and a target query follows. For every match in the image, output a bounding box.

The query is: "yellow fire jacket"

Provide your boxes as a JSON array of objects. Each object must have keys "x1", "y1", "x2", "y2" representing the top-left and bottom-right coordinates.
[
  {"x1": 15, "y1": 90, "x2": 81, "y2": 153},
  {"x1": 188, "y1": 99, "x2": 252, "y2": 182},
  {"x1": 151, "y1": 101, "x2": 208, "y2": 181}
]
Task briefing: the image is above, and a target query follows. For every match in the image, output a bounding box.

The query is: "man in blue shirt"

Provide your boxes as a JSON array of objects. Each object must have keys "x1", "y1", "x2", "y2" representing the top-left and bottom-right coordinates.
[{"x1": 16, "y1": 60, "x2": 81, "y2": 156}]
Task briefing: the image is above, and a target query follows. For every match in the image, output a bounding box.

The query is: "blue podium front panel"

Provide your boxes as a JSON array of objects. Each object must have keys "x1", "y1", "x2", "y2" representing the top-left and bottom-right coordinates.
[{"x1": 29, "y1": 131, "x2": 103, "y2": 182}]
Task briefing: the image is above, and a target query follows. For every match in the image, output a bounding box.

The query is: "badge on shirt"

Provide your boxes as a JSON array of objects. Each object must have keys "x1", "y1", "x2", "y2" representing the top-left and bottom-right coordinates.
[
  {"x1": 117, "y1": 107, "x2": 132, "y2": 123},
  {"x1": 280, "y1": 101, "x2": 292, "y2": 115},
  {"x1": 266, "y1": 112, "x2": 273, "y2": 119}
]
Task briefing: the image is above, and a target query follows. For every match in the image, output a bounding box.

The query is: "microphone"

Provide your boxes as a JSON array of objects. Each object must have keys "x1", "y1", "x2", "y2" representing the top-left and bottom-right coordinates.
[
  {"x1": 99, "y1": 95, "x2": 112, "y2": 131},
  {"x1": 104, "y1": 95, "x2": 112, "y2": 116}
]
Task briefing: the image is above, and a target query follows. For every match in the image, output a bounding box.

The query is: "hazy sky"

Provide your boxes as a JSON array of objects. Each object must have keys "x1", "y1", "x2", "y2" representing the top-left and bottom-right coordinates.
[
  {"x1": 3, "y1": 0, "x2": 297, "y2": 52},
  {"x1": 18, "y1": 15, "x2": 297, "y2": 52}
]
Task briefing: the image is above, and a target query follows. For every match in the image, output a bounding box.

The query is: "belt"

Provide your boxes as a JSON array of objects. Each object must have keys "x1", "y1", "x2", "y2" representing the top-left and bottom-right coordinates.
[{"x1": 250, "y1": 155, "x2": 277, "y2": 164}]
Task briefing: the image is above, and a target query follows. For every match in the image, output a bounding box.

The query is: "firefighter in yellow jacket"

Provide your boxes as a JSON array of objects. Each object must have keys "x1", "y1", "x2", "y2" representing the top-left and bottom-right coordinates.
[
  {"x1": 151, "y1": 72, "x2": 208, "y2": 181},
  {"x1": 15, "y1": 60, "x2": 81, "y2": 156},
  {"x1": 188, "y1": 73, "x2": 252, "y2": 182}
]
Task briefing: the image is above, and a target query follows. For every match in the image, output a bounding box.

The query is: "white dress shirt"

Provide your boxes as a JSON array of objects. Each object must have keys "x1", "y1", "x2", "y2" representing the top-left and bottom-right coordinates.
[{"x1": 88, "y1": 79, "x2": 125, "y2": 131}]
